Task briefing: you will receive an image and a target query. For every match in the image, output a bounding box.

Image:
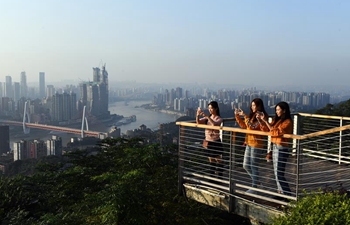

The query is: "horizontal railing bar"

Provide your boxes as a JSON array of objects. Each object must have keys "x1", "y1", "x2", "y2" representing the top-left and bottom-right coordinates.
[
  {"x1": 235, "y1": 183, "x2": 296, "y2": 201},
  {"x1": 234, "y1": 189, "x2": 292, "y2": 206},
  {"x1": 176, "y1": 121, "x2": 350, "y2": 140},
  {"x1": 299, "y1": 113, "x2": 350, "y2": 121},
  {"x1": 303, "y1": 148, "x2": 350, "y2": 160},
  {"x1": 303, "y1": 154, "x2": 350, "y2": 164}
]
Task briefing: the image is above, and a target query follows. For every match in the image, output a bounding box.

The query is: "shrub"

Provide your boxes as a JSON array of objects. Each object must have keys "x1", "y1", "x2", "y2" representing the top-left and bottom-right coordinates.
[{"x1": 272, "y1": 190, "x2": 350, "y2": 225}]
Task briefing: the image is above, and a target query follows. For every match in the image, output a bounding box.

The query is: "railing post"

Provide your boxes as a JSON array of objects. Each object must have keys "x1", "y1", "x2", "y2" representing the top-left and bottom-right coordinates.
[
  {"x1": 339, "y1": 118, "x2": 343, "y2": 165},
  {"x1": 295, "y1": 139, "x2": 301, "y2": 200},
  {"x1": 293, "y1": 114, "x2": 300, "y2": 156},
  {"x1": 229, "y1": 131, "x2": 235, "y2": 213},
  {"x1": 178, "y1": 125, "x2": 185, "y2": 196}
]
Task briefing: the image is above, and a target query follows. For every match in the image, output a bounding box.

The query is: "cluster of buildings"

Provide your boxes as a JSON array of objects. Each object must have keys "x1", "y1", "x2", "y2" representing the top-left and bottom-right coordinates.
[
  {"x1": 0, "y1": 64, "x2": 110, "y2": 125},
  {"x1": 0, "y1": 126, "x2": 62, "y2": 159},
  {"x1": 0, "y1": 64, "x2": 111, "y2": 174},
  {"x1": 152, "y1": 87, "x2": 331, "y2": 116},
  {"x1": 1, "y1": 72, "x2": 46, "y2": 102},
  {"x1": 0, "y1": 125, "x2": 63, "y2": 174},
  {"x1": 13, "y1": 135, "x2": 63, "y2": 161}
]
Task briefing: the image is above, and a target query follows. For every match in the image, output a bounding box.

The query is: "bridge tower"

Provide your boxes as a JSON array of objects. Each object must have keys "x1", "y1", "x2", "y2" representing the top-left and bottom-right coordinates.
[
  {"x1": 23, "y1": 101, "x2": 30, "y2": 134},
  {"x1": 81, "y1": 106, "x2": 89, "y2": 138}
]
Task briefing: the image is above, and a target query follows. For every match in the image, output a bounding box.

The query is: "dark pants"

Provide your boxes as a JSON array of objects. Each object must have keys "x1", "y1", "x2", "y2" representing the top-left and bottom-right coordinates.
[
  {"x1": 206, "y1": 139, "x2": 223, "y2": 159},
  {"x1": 206, "y1": 140, "x2": 223, "y2": 177}
]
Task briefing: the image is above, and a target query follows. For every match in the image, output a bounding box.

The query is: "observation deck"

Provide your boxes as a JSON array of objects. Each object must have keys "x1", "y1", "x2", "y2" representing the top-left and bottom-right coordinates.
[{"x1": 176, "y1": 113, "x2": 350, "y2": 224}]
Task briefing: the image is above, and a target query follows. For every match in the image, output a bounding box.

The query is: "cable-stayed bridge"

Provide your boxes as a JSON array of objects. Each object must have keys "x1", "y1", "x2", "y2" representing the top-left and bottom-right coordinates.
[
  {"x1": 0, "y1": 120, "x2": 107, "y2": 138},
  {"x1": 0, "y1": 104, "x2": 108, "y2": 138}
]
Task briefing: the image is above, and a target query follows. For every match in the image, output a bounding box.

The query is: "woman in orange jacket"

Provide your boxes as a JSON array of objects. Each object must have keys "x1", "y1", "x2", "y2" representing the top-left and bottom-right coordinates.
[
  {"x1": 258, "y1": 101, "x2": 293, "y2": 197},
  {"x1": 235, "y1": 98, "x2": 269, "y2": 194}
]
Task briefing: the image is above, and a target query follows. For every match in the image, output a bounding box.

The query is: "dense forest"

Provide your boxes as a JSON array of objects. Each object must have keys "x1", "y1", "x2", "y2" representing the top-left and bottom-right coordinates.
[{"x1": 0, "y1": 138, "x2": 250, "y2": 225}]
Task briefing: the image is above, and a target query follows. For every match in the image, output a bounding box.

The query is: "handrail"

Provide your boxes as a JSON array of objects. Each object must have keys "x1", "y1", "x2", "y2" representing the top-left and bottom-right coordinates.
[
  {"x1": 298, "y1": 112, "x2": 350, "y2": 121},
  {"x1": 176, "y1": 121, "x2": 350, "y2": 141}
]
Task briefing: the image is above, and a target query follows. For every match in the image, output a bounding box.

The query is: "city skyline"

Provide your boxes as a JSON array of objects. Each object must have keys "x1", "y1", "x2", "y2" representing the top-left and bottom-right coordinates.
[{"x1": 0, "y1": 1, "x2": 349, "y2": 87}]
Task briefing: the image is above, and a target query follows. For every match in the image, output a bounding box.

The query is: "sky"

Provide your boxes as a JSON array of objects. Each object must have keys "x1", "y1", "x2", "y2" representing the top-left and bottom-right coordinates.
[{"x1": 0, "y1": 0, "x2": 349, "y2": 88}]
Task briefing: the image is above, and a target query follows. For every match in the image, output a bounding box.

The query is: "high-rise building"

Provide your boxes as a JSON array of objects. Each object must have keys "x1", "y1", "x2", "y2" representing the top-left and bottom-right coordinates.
[
  {"x1": 29, "y1": 140, "x2": 46, "y2": 159},
  {"x1": 1, "y1": 97, "x2": 15, "y2": 114},
  {"x1": 20, "y1": 71, "x2": 27, "y2": 98},
  {"x1": 87, "y1": 83, "x2": 99, "y2": 116},
  {"x1": 176, "y1": 87, "x2": 183, "y2": 98},
  {"x1": 0, "y1": 126, "x2": 10, "y2": 155},
  {"x1": 81, "y1": 64, "x2": 109, "y2": 118},
  {"x1": 51, "y1": 92, "x2": 77, "y2": 122},
  {"x1": 13, "y1": 140, "x2": 27, "y2": 161},
  {"x1": 0, "y1": 82, "x2": 3, "y2": 99},
  {"x1": 46, "y1": 85, "x2": 55, "y2": 99},
  {"x1": 93, "y1": 67, "x2": 101, "y2": 83},
  {"x1": 39, "y1": 72, "x2": 45, "y2": 98},
  {"x1": 46, "y1": 135, "x2": 62, "y2": 156},
  {"x1": 13, "y1": 82, "x2": 20, "y2": 103},
  {"x1": 52, "y1": 93, "x2": 63, "y2": 122},
  {"x1": 5, "y1": 76, "x2": 13, "y2": 99}
]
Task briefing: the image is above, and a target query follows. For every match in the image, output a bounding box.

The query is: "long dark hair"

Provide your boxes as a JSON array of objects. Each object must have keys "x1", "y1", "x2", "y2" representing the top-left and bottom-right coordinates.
[
  {"x1": 249, "y1": 98, "x2": 268, "y2": 122},
  {"x1": 271, "y1": 101, "x2": 292, "y2": 125},
  {"x1": 208, "y1": 101, "x2": 220, "y2": 116}
]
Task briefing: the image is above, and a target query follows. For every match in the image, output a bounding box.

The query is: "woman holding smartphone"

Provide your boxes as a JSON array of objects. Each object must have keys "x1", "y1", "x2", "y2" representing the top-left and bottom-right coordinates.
[
  {"x1": 258, "y1": 101, "x2": 293, "y2": 197},
  {"x1": 196, "y1": 101, "x2": 223, "y2": 178},
  {"x1": 235, "y1": 98, "x2": 269, "y2": 194}
]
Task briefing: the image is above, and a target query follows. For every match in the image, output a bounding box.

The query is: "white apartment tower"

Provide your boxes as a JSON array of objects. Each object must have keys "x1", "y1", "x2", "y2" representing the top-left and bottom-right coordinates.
[{"x1": 39, "y1": 72, "x2": 45, "y2": 98}]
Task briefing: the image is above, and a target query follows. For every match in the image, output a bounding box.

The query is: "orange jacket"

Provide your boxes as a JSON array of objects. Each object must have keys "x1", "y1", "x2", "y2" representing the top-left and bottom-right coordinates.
[
  {"x1": 235, "y1": 114, "x2": 269, "y2": 148},
  {"x1": 270, "y1": 118, "x2": 293, "y2": 147}
]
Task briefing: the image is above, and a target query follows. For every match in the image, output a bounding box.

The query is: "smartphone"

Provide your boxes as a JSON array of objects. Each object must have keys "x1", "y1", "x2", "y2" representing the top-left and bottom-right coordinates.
[{"x1": 257, "y1": 111, "x2": 263, "y2": 116}]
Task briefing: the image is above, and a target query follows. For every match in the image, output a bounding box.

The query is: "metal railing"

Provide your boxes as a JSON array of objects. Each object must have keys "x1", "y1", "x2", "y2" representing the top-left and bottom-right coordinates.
[{"x1": 176, "y1": 113, "x2": 350, "y2": 210}]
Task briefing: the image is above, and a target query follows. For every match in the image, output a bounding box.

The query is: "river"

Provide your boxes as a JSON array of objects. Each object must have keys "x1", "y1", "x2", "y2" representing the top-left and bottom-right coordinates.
[{"x1": 109, "y1": 100, "x2": 180, "y2": 132}]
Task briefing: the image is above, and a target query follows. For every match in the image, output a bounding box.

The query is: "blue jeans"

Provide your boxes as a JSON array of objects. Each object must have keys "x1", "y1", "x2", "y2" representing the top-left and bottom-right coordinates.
[
  {"x1": 243, "y1": 145, "x2": 260, "y2": 187},
  {"x1": 273, "y1": 144, "x2": 291, "y2": 195}
]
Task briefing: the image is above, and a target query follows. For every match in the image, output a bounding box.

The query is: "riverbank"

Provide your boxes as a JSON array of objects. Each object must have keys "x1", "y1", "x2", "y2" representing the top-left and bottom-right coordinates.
[
  {"x1": 157, "y1": 109, "x2": 186, "y2": 117},
  {"x1": 139, "y1": 103, "x2": 186, "y2": 117}
]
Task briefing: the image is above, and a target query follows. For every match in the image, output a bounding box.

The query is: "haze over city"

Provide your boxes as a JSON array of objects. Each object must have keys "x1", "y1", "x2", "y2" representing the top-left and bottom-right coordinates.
[{"x1": 1, "y1": 0, "x2": 349, "y2": 90}]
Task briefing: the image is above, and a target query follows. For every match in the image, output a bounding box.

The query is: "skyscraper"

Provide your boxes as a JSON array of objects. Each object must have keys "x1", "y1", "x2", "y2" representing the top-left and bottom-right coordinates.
[
  {"x1": 5, "y1": 76, "x2": 13, "y2": 99},
  {"x1": 81, "y1": 64, "x2": 109, "y2": 118},
  {"x1": 13, "y1": 82, "x2": 20, "y2": 103},
  {"x1": 0, "y1": 126, "x2": 10, "y2": 155},
  {"x1": 20, "y1": 71, "x2": 27, "y2": 98},
  {"x1": 39, "y1": 72, "x2": 45, "y2": 98},
  {"x1": 51, "y1": 92, "x2": 77, "y2": 122},
  {"x1": 46, "y1": 85, "x2": 55, "y2": 99}
]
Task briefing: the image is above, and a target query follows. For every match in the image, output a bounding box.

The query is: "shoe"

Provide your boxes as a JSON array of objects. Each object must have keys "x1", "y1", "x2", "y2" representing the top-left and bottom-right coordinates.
[{"x1": 246, "y1": 189, "x2": 257, "y2": 194}]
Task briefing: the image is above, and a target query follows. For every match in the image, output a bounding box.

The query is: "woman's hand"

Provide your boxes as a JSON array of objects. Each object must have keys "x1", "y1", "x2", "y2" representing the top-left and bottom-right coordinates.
[
  {"x1": 258, "y1": 113, "x2": 266, "y2": 122},
  {"x1": 196, "y1": 107, "x2": 202, "y2": 117},
  {"x1": 256, "y1": 112, "x2": 263, "y2": 120},
  {"x1": 235, "y1": 107, "x2": 244, "y2": 116},
  {"x1": 202, "y1": 112, "x2": 209, "y2": 118}
]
